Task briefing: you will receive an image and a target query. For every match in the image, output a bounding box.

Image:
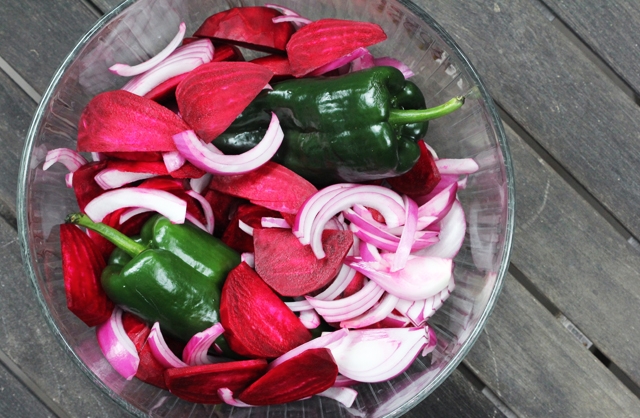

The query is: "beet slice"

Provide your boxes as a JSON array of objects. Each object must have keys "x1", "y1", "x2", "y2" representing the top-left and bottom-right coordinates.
[
  {"x1": 212, "y1": 43, "x2": 245, "y2": 62},
  {"x1": 143, "y1": 72, "x2": 190, "y2": 103},
  {"x1": 121, "y1": 312, "x2": 168, "y2": 389},
  {"x1": 72, "y1": 161, "x2": 107, "y2": 212},
  {"x1": 387, "y1": 140, "x2": 441, "y2": 196},
  {"x1": 222, "y1": 203, "x2": 281, "y2": 253},
  {"x1": 77, "y1": 90, "x2": 190, "y2": 152},
  {"x1": 102, "y1": 151, "x2": 163, "y2": 162},
  {"x1": 238, "y1": 348, "x2": 338, "y2": 405},
  {"x1": 204, "y1": 189, "x2": 243, "y2": 236},
  {"x1": 220, "y1": 262, "x2": 312, "y2": 358},
  {"x1": 250, "y1": 54, "x2": 293, "y2": 80},
  {"x1": 165, "y1": 359, "x2": 268, "y2": 403},
  {"x1": 60, "y1": 223, "x2": 114, "y2": 327},
  {"x1": 208, "y1": 161, "x2": 317, "y2": 214},
  {"x1": 341, "y1": 271, "x2": 366, "y2": 298},
  {"x1": 253, "y1": 229, "x2": 354, "y2": 297},
  {"x1": 286, "y1": 18, "x2": 387, "y2": 77},
  {"x1": 104, "y1": 160, "x2": 205, "y2": 180},
  {"x1": 193, "y1": 7, "x2": 295, "y2": 53},
  {"x1": 175, "y1": 61, "x2": 273, "y2": 144}
]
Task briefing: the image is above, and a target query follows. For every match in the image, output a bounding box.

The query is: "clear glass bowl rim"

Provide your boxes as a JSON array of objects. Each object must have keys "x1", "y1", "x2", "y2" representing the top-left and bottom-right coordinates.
[{"x1": 16, "y1": 0, "x2": 516, "y2": 416}]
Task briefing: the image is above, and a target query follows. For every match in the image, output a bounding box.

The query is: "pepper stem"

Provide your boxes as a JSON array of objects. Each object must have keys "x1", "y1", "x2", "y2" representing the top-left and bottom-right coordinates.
[
  {"x1": 388, "y1": 96, "x2": 465, "y2": 125},
  {"x1": 66, "y1": 213, "x2": 146, "y2": 258}
]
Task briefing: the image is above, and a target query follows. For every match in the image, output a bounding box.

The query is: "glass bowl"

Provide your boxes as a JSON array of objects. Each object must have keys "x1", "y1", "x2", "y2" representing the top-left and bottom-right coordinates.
[{"x1": 17, "y1": 0, "x2": 515, "y2": 416}]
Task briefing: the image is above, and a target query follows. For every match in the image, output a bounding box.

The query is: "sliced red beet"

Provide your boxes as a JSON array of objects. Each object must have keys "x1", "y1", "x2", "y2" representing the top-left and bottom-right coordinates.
[
  {"x1": 101, "y1": 151, "x2": 163, "y2": 162},
  {"x1": 165, "y1": 359, "x2": 268, "y2": 404},
  {"x1": 60, "y1": 224, "x2": 114, "y2": 327},
  {"x1": 212, "y1": 43, "x2": 245, "y2": 62},
  {"x1": 176, "y1": 61, "x2": 273, "y2": 143},
  {"x1": 143, "y1": 72, "x2": 190, "y2": 103},
  {"x1": 208, "y1": 161, "x2": 317, "y2": 214},
  {"x1": 286, "y1": 18, "x2": 387, "y2": 77},
  {"x1": 121, "y1": 312, "x2": 168, "y2": 389},
  {"x1": 253, "y1": 228, "x2": 354, "y2": 297},
  {"x1": 122, "y1": 312, "x2": 151, "y2": 351},
  {"x1": 222, "y1": 203, "x2": 281, "y2": 253},
  {"x1": 203, "y1": 189, "x2": 243, "y2": 236},
  {"x1": 72, "y1": 160, "x2": 107, "y2": 212},
  {"x1": 220, "y1": 262, "x2": 312, "y2": 358},
  {"x1": 368, "y1": 207, "x2": 386, "y2": 224},
  {"x1": 105, "y1": 160, "x2": 205, "y2": 180},
  {"x1": 341, "y1": 271, "x2": 366, "y2": 298},
  {"x1": 386, "y1": 140, "x2": 441, "y2": 196},
  {"x1": 238, "y1": 348, "x2": 338, "y2": 405},
  {"x1": 193, "y1": 7, "x2": 295, "y2": 53},
  {"x1": 77, "y1": 90, "x2": 190, "y2": 152},
  {"x1": 250, "y1": 54, "x2": 293, "y2": 80}
]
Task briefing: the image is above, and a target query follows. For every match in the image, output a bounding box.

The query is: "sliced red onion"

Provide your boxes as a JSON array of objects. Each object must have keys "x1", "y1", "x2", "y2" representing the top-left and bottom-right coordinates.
[
  {"x1": 317, "y1": 387, "x2": 358, "y2": 408},
  {"x1": 110, "y1": 23, "x2": 187, "y2": 77},
  {"x1": 435, "y1": 158, "x2": 479, "y2": 175},
  {"x1": 350, "y1": 224, "x2": 438, "y2": 253},
  {"x1": 423, "y1": 277, "x2": 455, "y2": 322},
  {"x1": 65, "y1": 172, "x2": 73, "y2": 188},
  {"x1": 84, "y1": 187, "x2": 187, "y2": 223},
  {"x1": 96, "y1": 307, "x2": 139, "y2": 380},
  {"x1": 326, "y1": 327, "x2": 429, "y2": 383},
  {"x1": 373, "y1": 57, "x2": 414, "y2": 78},
  {"x1": 162, "y1": 151, "x2": 186, "y2": 173},
  {"x1": 94, "y1": 168, "x2": 157, "y2": 190},
  {"x1": 122, "y1": 39, "x2": 213, "y2": 96},
  {"x1": 186, "y1": 213, "x2": 209, "y2": 233},
  {"x1": 333, "y1": 374, "x2": 358, "y2": 387},
  {"x1": 285, "y1": 299, "x2": 313, "y2": 312},
  {"x1": 391, "y1": 195, "x2": 418, "y2": 272},
  {"x1": 345, "y1": 254, "x2": 452, "y2": 301},
  {"x1": 269, "y1": 328, "x2": 349, "y2": 370},
  {"x1": 265, "y1": 3, "x2": 302, "y2": 16},
  {"x1": 237, "y1": 220, "x2": 254, "y2": 236},
  {"x1": 119, "y1": 207, "x2": 151, "y2": 225},
  {"x1": 340, "y1": 292, "x2": 400, "y2": 329},
  {"x1": 293, "y1": 183, "x2": 357, "y2": 243},
  {"x1": 352, "y1": 204, "x2": 437, "y2": 235},
  {"x1": 91, "y1": 152, "x2": 103, "y2": 162},
  {"x1": 309, "y1": 47, "x2": 369, "y2": 77},
  {"x1": 241, "y1": 252, "x2": 255, "y2": 267},
  {"x1": 182, "y1": 323, "x2": 225, "y2": 366},
  {"x1": 359, "y1": 240, "x2": 383, "y2": 263},
  {"x1": 186, "y1": 190, "x2": 214, "y2": 234},
  {"x1": 308, "y1": 185, "x2": 406, "y2": 258},
  {"x1": 307, "y1": 280, "x2": 385, "y2": 323},
  {"x1": 299, "y1": 309, "x2": 321, "y2": 329},
  {"x1": 422, "y1": 326, "x2": 438, "y2": 356},
  {"x1": 423, "y1": 141, "x2": 439, "y2": 159},
  {"x1": 272, "y1": 15, "x2": 312, "y2": 26},
  {"x1": 189, "y1": 173, "x2": 212, "y2": 194},
  {"x1": 416, "y1": 182, "x2": 458, "y2": 221},
  {"x1": 218, "y1": 388, "x2": 254, "y2": 407},
  {"x1": 261, "y1": 217, "x2": 291, "y2": 229},
  {"x1": 381, "y1": 310, "x2": 412, "y2": 328},
  {"x1": 414, "y1": 200, "x2": 465, "y2": 259},
  {"x1": 43, "y1": 148, "x2": 87, "y2": 172},
  {"x1": 350, "y1": 49, "x2": 375, "y2": 72},
  {"x1": 313, "y1": 235, "x2": 359, "y2": 301},
  {"x1": 173, "y1": 112, "x2": 283, "y2": 175},
  {"x1": 148, "y1": 322, "x2": 188, "y2": 368}
]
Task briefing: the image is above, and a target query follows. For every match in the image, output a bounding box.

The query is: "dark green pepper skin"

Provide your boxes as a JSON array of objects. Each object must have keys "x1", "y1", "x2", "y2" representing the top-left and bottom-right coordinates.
[
  {"x1": 140, "y1": 215, "x2": 241, "y2": 289},
  {"x1": 213, "y1": 66, "x2": 425, "y2": 185},
  {"x1": 101, "y1": 249, "x2": 221, "y2": 342}
]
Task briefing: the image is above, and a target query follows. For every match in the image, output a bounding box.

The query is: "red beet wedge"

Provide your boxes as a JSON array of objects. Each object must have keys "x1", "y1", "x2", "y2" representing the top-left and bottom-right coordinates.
[
  {"x1": 176, "y1": 61, "x2": 273, "y2": 143},
  {"x1": 165, "y1": 359, "x2": 268, "y2": 404},
  {"x1": 222, "y1": 203, "x2": 281, "y2": 253},
  {"x1": 194, "y1": 7, "x2": 295, "y2": 53},
  {"x1": 237, "y1": 348, "x2": 338, "y2": 405},
  {"x1": 286, "y1": 18, "x2": 387, "y2": 77},
  {"x1": 253, "y1": 228, "x2": 354, "y2": 297},
  {"x1": 220, "y1": 262, "x2": 312, "y2": 358},
  {"x1": 60, "y1": 223, "x2": 113, "y2": 327},
  {"x1": 208, "y1": 161, "x2": 317, "y2": 214},
  {"x1": 77, "y1": 90, "x2": 190, "y2": 152},
  {"x1": 386, "y1": 140, "x2": 441, "y2": 196},
  {"x1": 72, "y1": 161, "x2": 107, "y2": 212}
]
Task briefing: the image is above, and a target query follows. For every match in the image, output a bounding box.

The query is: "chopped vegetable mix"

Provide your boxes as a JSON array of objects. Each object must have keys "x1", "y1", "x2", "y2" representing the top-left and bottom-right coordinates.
[{"x1": 48, "y1": 4, "x2": 480, "y2": 408}]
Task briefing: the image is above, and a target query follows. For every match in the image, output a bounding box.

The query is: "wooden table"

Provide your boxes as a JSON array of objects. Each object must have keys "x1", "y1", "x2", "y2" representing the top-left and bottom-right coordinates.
[{"x1": 2, "y1": 0, "x2": 640, "y2": 416}]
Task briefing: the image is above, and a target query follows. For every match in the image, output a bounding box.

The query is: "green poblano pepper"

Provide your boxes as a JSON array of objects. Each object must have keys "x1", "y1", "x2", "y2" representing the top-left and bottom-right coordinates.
[{"x1": 213, "y1": 66, "x2": 464, "y2": 185}]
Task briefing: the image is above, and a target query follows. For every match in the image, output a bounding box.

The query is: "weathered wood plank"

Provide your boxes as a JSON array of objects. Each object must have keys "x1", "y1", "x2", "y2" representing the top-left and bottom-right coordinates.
[
  {"x1": 406, "y1": 368, "x2": 504, "y2": 417},
  {"x1": 91, "y1": 0, "x2": 122, "y2": 14},
  {"x1": 540, "y1": 0, "x2": 640, "y2": 96},
  {"x1": 0, "y1": 363, "x2": 55, "y2": 418},
  {"x1": 0, "y1": 0, "x2": 98, "y2": 94},
  {"x1": 464, "y1": 272, "x2": 640, "y2": 417},
  {"x1": 413, "y1": 0, "x2": 640, "y2": 247}
]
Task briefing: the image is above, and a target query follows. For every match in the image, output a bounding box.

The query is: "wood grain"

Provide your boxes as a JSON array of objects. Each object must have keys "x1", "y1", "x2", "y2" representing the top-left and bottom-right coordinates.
[
  {"x1": 541, "y1": 0, "x2": 640, "y2": 95},
  {"x1": 0, "y1": 0, "x2": 98, "y2": 93},
  {"x1": 465, "y1": 272, "x2": 640, "y2": 417},
  {"x1": 413, "y1": 0, "x2": 640, "y2": 242},
  {"x1": 0, "y1": 363, "x2": 55, "y2": 418}
]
